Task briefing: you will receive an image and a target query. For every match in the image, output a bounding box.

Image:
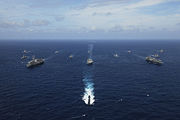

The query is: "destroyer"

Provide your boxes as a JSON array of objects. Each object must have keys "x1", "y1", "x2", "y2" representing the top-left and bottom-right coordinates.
[
  {"x1": 26, "y1": 58, "x2": 44, "y2": 68},
  {"x1": 146, "y1": 56, "x2": 163, "y2": 65},
  {"x1": 87, "y1": 58, "x2": 93, "y2": 65}
]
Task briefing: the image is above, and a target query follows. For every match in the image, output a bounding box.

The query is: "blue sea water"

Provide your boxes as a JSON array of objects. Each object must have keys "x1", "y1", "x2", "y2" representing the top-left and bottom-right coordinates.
[{"x1": 0, "y1": 40, "x2": 180, "y2": 120}]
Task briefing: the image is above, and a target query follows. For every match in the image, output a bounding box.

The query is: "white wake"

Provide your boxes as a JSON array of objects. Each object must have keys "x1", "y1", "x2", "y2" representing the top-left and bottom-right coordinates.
[{"x1": 82, "y1": 77, "x2": 95, "y2": 105}]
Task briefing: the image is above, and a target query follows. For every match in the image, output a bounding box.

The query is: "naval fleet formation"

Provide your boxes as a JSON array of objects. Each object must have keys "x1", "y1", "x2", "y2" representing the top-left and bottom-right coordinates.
[{"x1": 21, "y1": 49, "x2": 164, "y2": 68}]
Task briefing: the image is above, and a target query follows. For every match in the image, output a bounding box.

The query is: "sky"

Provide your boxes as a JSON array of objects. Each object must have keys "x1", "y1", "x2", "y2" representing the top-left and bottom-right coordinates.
[{"x1": 0, "y1": 0, "x2": 180, "y2": 40}]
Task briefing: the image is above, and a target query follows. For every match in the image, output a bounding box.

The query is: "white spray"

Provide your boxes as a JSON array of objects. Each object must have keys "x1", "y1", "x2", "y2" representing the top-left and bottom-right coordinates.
[{"x1": 82, "y1": 75, "x2": 95, "y2": 105}]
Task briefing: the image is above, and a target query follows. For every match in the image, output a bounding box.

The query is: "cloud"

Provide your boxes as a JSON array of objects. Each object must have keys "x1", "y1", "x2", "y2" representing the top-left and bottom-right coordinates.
[
  {"x1": 176, "y1": 23, "x2": 180, "y2": 26},
  {"x1": 0, "y1": 21, "x2": 24, "y2": 28},
  {"x1": 92, "y1": 12, "x2": 112, "y2": 16},
  {"x1": 32, "y1": 20, "x2": 50, "y2": 26},
  {"x1": 27, "y1": 0, "x2": 62, "y2": 8},
  {"x1": 88, "y1": 0, "x2": 179, "y2": 8},
  {"x1": 0, "y1": 0, "x2": 180, "y2": 39},
  {"x1": 0, "y1": 19, "x2": 50, "y2": 29},
  {"x1": 110, "y1": 25, "x2": 123, "y2": 32},
  {"x1": 87, "y1": 0, "x2": 132, "y2": 7},
  {"x1": 127, "y1": 0, "x2": 173, "y2": 9},
  {"x1": 55, "y1": 16, "x2": 64, "y2": 22},
  {"x1": 66, "y1": 0, "x2": 180, "y2": 33}
]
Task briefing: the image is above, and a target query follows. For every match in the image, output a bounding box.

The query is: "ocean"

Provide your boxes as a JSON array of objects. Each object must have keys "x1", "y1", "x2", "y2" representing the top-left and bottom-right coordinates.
[{"x1": 0, "y1": 40, "x2": 180, "y2": 120}]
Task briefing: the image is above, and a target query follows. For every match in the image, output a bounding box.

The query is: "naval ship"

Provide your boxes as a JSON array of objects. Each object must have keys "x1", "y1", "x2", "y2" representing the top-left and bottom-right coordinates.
[
  {"x1": 26, "y1": 58, "x2": 44, "y2": 68},
  {"x1": 128, "y1": 50, "x2": 132, "y2": 53},
  {"x1": 113, "y1": 53, "x2": 119, "y2": 58},
  {"x1": 146, "y1": 56, "x2": 163, "y2": 65},
  {"x1": 55, "y1": 51, "x2": 59, "y2": 54},
  {"x1": 69, "y1": 54, "x2": 74, "y2": 59},
  {"x1": 87, "y1": 58, "x2": 93, "y2": 65}
]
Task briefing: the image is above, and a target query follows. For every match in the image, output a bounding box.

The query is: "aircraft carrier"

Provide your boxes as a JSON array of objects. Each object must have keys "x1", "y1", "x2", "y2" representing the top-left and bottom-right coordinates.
[
  {"x1": 26, "y1": 58, "x2": 44, "y2": 68},
  {"x1": 146, "y1": 56, "x2": 163, "y2": 65}
]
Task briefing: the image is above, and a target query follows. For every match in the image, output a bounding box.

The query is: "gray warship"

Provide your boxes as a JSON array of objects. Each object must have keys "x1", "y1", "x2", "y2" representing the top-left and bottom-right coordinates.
[
  {"x1": 146, "y1": 56, "x2": 163, "y2": 65},
  {"x1": 26, "y1": 58, "x2": 44, "y2": 68}
]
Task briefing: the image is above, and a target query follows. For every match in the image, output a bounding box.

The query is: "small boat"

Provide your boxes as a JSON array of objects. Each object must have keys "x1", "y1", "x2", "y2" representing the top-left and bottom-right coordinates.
[
  {"x1": 128, "y1": 50, "x2": 132, "y2": 53},
  {"x1": 55, "y1": 51, "x2": 59, "y2": 54},
  {"x1": 113, "y1": 54, "x2": 119, "y2": 58},
  {"x1": 23, "y1": 50, "x2": 28, "y2": 53},
  {"x1": 87, "y1": 58, "x2": 93, "y2": 65},
  {"x1": 21, "y1": 55, "x2": 27, "y2": 59},
  {"x1": 69, "y1": 54, "x2": 74, "y2": 59},
  {"x1": 160, "y1": 49, "x2": 164, "y2": 53},
  {"x1": 23, "y1": 50, "x2": 31, "y2": 54}
]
